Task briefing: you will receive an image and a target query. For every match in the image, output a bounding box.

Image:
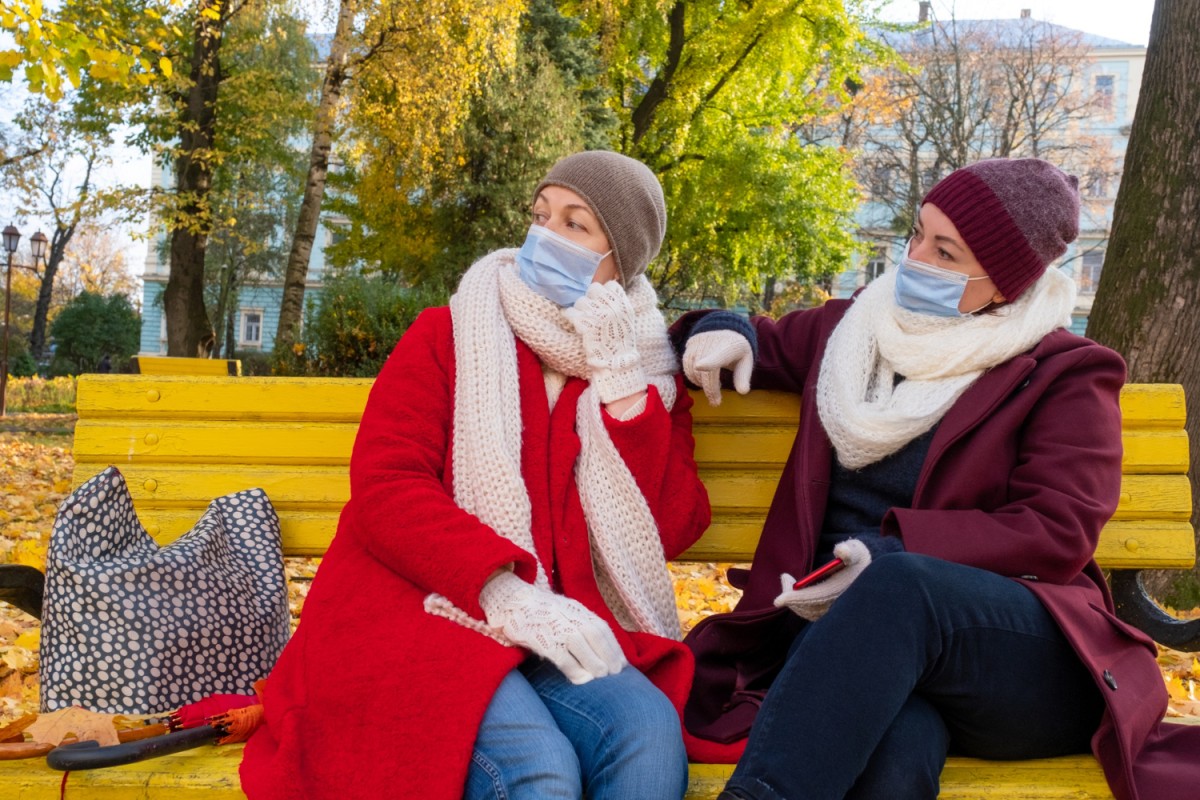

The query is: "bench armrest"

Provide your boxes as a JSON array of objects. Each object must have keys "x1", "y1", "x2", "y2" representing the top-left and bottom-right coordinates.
[
  {"x1": 0, "y1": 564, "x2": 43, "y2": 618},
  {"x1": 1111, "y1": 569, "x2": 1200, "y2": 652}
]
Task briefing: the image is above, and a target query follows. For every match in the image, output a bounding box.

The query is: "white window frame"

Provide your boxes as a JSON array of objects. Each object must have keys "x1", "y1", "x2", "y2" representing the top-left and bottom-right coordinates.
[
  {"x1": 158, "y1": 316, "x2": 168, "y2": 355},
  {"x1": 239, "y1": 308, "x2": 265, "y2": 349},
  {"x1": 864, "y1": 247, "x2": 888, "y2": 284},
  {"x1": 1094, "y1": 74, "x2": 1115, "y2": 114},
  {"x1": 1079, "y1": 249, "x2": 1105, "y2": 296}
]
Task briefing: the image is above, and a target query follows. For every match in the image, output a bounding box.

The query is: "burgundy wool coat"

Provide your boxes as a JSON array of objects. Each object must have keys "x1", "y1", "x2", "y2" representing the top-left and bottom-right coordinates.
[
  {"x1": 239, "y1": 306, "x2": 711, "y2": 799},
  {"x1": 680, "y1": 300, "x2": 1200, "y2": 800}
]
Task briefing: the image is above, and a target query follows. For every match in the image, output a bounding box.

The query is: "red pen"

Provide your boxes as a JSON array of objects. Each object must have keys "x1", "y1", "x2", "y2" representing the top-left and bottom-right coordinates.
[{"x1": 792, "y1": 558, "x2": 846, "y2": 590}]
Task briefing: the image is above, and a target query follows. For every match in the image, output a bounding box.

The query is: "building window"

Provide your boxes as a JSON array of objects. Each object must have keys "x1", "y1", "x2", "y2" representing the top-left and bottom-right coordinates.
[
  {"x1": 158, "y1": 316, "x2": 168, "y2": 355},
  {"x1": 240, "y1": 309, "x2": 264, "y2": 349},
  {"x1": 1079, "y1": 249, "x2": 1104, "y2": 295},
  {"x1": 1086, "y1": 170, "x2": 1108, "y2": 198},
  {"x1": 864, "y1": 247, "x2": 887, "y2": 283},
  {"x1": 1094, "y1": 75, "x2": 1115, "y2": 113}
]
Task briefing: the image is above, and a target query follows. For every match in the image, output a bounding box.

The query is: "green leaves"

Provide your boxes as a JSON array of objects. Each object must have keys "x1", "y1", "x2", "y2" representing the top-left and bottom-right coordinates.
[
  {"x1": 0, "y1": 0, "x2": 180, "y2": 100},
  {"x1": 582, "y1": 0, "x2": 879, "y2": 309}
]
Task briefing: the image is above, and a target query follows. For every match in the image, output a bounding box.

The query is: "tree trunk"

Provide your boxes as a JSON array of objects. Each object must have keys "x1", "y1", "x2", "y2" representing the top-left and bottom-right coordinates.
[
  {"x1": 630, "y1": 1, "x2": 685, "y2": 147},
  {"x1": 164, "y1": 0, "x2": 225, "y2": 357},
  {"x1": 28, "y1": 224, "x2": 72, "y2": 360},
  {"x1": 1086, "y1": 0, "x2": 1200, "y2": 586},
  {"x1": 274, "y1": 0, "x2": 355, "y2": 354}
]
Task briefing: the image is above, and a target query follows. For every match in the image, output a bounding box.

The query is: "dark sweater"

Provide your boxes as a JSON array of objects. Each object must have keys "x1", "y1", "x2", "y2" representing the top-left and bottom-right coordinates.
[{"x1": 818, "y1": 426, "x2": 937, "y2": 560}]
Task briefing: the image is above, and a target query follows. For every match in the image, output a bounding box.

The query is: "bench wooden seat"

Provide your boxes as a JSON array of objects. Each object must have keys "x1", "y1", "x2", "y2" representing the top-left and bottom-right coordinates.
[
  {"x1": 130, "y1": 355, "x2": 243, "y2": 377},
  {"x1": 0, "y1": 374, "x2": 1195, "y2": 799}
]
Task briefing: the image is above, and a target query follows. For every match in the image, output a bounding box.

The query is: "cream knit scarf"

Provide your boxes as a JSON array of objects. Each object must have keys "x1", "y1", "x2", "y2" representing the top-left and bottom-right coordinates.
[
  {"x1": 425, "y1": 249, "x2": 683, "y2": 641},
  {"x1": 816, "y1": 267, "x2": 1077, "y2": 470}
]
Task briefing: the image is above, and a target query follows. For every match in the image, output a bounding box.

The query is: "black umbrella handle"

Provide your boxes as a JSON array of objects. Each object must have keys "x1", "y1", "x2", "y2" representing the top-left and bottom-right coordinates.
[{"x1": 46, "y1": 726, "x2": 221, "y2": 770}]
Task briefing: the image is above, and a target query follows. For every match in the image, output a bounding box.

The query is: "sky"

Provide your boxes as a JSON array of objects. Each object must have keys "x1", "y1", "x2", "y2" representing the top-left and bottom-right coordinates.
[{"x1": 877, "y1": 0, "x2": 1155, "y2": 46}]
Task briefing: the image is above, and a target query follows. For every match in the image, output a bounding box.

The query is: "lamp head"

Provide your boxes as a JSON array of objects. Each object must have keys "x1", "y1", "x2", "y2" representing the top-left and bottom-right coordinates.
[
  {"x1": 2, "y1": 224, "x2": 19, "y2": 255},
  {"x1": 30, "y1": 231, "x2": 48, "y2": 262}
]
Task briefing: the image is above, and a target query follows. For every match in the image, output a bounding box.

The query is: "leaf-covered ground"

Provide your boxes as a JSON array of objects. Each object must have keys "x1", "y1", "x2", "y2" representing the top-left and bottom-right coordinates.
[{"x1": 2, "y1": 418, "x2": 1198, "y2": 726}]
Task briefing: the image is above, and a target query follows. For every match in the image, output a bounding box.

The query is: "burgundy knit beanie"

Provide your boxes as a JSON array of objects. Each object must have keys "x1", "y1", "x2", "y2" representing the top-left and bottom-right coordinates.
[
  {"x1": 535, "y1": 151, "x2": 667, "y2": 283},
  {"x1": 922, "y1": 158, "x2": 1080, "y2": 301}
]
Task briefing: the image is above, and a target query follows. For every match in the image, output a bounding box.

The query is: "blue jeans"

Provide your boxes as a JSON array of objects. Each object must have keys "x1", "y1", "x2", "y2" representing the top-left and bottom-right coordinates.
[
  {"x1": 723, "y1": 554, "x2": 1105, "y2": 800},
  {"x1": 465, "y1": 658, "x2": 688, "y2": 800}
]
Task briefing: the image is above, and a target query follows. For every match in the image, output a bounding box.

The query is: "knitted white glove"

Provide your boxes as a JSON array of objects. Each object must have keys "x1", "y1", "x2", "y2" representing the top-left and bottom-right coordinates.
[
  {"x1": 683, "y1": 330, "x2": 753, "y2": 406},
  {"x1": 569, "y1": 281, "x2": 647, "y2": 404},
  {"x1": 773, "y1": 539, "x2": 872, "y2": 622},
  {"x1": 479, "y1": 571, "x2": 627, "y2": 684}
]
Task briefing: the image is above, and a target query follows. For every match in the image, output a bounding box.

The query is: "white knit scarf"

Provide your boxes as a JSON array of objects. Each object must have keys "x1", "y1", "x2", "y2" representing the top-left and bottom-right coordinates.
[
  {"x1": 424, "y1": 249, "x2": 683, "y2": 640},
  {"x1": 816, "y1": 267, "x2": 1077, "y2": 470}
]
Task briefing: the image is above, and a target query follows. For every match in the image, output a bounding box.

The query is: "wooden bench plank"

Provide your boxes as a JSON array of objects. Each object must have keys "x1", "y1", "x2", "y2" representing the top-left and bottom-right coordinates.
[
  {"x1": 115, "y1": 503, "x2": 1194, "y2": 569},
  {"x1": 680, "y1": 518, "x2": 1197, "y2": 569},
  {"x1": 132, "y1": 356, "x2": 243, "y2": 378},
  {"x1": 77, "y1": 376, "x2": 1184, "y2": 427},
  {"x1": 77, "y1": 375, "x2": 373, "y2": 421},
  {"x1": 67, "y1": 460, "x2": 1193, "y2": 524},
  {"x1": 1117, "y1": 383, "x2": 1186, "y2": 428},
  {"x1": 71, "y1": 420, "x2": 1188, "y2": 476},
  {"x1": 0, "y1": 746, "x2": 1115, "y2": 800}
]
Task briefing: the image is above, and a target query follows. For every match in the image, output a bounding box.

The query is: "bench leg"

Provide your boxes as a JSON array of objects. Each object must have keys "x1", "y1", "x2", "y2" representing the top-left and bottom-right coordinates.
[
  {"x1": 0, "y1": 564, "x2": 43, "y2": 618},
  {"x1": 1111, "y1": 569, "x2": 1200, "y2": 652}
]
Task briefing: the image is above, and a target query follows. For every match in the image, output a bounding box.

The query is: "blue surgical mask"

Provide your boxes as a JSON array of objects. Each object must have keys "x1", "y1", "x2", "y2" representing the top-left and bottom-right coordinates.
[
  {"x1": 516, "y1": 225, "x2": 612, "y2": 307},
  {"x1": 894, "y1": 242, "x2": 992, "y2": 317}
]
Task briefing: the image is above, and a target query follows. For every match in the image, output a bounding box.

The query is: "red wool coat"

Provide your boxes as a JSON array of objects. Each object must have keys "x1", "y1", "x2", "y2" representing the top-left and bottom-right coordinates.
[
  {"x1": 682, "y1": 300, "x2": 1200, "y2": 800},
  {"x1": 239, "y1": 306, "x2": 710, "y2": 799}
]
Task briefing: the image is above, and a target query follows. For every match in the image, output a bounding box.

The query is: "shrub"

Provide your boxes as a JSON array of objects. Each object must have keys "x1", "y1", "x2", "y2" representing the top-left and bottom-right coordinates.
[
  {"x1": 50, "y1": 292, "x2": 141, "y2": 375},
  {"x1": 10, "y1": 351, "x2": 38, "y2": 378},
  {"x1": 236, "y1": 350, "x2": 274, "y2": 376},
  {"x1": 4, "y1": 375, "x2": 77, "y2": 412},
  {"x1": 274, "y1": 274, "x2": 447, "y2": 378}
]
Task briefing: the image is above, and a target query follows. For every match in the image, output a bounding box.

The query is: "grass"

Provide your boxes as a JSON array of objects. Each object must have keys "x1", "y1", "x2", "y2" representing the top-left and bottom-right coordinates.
[{"x1": 2, "y1": 376, "x2": 77, "y2": 416}]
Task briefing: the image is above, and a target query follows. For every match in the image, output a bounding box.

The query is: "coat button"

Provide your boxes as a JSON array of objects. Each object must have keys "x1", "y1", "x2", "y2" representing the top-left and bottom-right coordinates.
[{"x1": 1103, "y1": 670, "x2": 1118, "y2": 690}]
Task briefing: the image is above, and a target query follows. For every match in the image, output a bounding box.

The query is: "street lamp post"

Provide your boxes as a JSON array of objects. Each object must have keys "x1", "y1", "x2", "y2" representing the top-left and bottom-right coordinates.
[
  {"x1": 1, "y1": 225, "x2": 49, "y2": 418},
  {"x1": 2, "y1": 224, "x2": 20, "y2": 418}
]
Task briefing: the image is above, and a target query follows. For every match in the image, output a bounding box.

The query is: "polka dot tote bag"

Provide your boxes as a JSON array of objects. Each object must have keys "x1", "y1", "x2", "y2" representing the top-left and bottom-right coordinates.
[{"x1": 39, "y1": 466, "x2": 291, "y2": 714}]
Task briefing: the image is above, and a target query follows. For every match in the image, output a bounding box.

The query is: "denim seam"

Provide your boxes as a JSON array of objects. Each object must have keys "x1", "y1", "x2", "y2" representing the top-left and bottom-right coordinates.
[{"x1": 469, "y1": 750, "x2": 509, "y2": 800}]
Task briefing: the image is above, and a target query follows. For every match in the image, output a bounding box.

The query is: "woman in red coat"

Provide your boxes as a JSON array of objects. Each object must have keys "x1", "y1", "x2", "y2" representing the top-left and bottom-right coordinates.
[
  {"x1": 675, "y1": 158, "x2": 1200, "y2": 800},
  {"x1": 240, "y1": 151, "x2": 710, "y2": 799}
]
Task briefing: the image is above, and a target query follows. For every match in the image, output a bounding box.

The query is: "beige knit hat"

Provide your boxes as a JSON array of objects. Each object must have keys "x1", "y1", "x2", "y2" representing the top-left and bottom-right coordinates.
[{"x1": 534, "y1": 151, "x2": 667, "y2": 283}]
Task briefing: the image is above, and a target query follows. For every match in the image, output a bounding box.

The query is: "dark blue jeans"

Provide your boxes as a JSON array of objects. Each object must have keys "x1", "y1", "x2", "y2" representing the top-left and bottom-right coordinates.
[{"x1": 723, "y1": 554, "x2": 1105, "y2": 800}]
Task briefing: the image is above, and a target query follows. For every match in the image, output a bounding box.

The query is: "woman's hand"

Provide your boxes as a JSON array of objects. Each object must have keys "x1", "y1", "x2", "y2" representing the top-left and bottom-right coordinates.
[
  {"x1": 774, "y1": 539, "x2": 873, "y2": 622},
  {"x1": 480, "y1": 571, "x2": 627, "y2": 684},
  {"x1": 569, "y1": 281, "x2": 648, "y2": 407},
  {"x1": 682, "y1": 330, "x2": 753, "y2": 406}
]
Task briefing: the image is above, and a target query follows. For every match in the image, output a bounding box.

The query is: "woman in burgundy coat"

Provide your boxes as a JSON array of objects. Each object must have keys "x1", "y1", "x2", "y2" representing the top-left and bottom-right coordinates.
[
  {"x1": 239, "y1": 151, "x2": 710, "y2": 799},
  {"x1": 675, "y1": 158, "x2": 1200, "y2": 800}
]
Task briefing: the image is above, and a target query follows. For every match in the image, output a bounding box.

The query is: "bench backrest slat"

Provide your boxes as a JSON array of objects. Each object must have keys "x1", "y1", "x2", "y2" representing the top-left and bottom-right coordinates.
[{"x1": 73, "y1": 376, "x2": 1194, "y2": 568}]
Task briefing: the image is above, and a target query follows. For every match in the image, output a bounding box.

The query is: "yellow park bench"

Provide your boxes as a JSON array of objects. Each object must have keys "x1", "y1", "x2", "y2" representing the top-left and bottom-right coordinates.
[
  {"x1": 130, "y1": 355, "x2": 243, "y2": 377},
  {"x1": 0, "y1": 374, "x2": 1196, "y2": 799}
]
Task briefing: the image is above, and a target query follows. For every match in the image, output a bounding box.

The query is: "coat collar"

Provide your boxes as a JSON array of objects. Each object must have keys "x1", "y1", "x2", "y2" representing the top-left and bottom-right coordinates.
[{"x1": 915, "y1": 352, "x2": 1037, "y2": 500}]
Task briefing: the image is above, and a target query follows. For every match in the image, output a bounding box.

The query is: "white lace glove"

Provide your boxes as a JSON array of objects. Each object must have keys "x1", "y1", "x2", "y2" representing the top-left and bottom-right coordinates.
[
  {"x1": 479, "y1": 571, "x2": 627, "y2": 684},
  {"x1": 682, "y1": 329, "x2": 753, "y2": 406},
  {"x1": 568, "y1": 281, "x2": 647, "y2": 404},
  {"x1": 773, "y1": 539, "x2": 872, "y2": 622}
]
